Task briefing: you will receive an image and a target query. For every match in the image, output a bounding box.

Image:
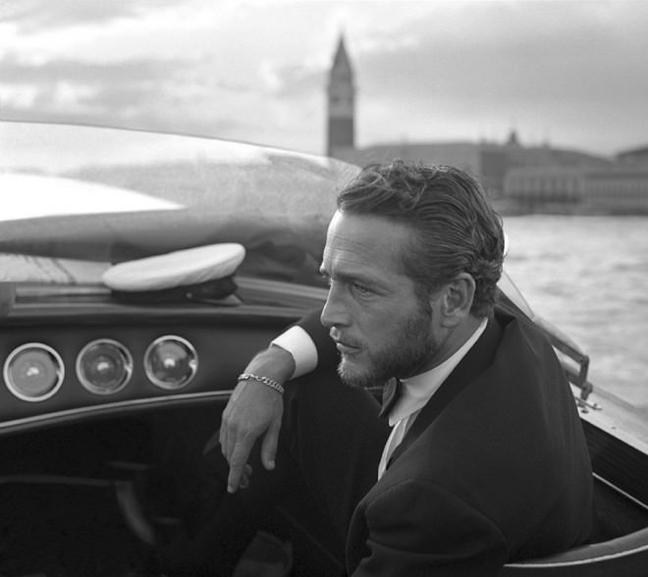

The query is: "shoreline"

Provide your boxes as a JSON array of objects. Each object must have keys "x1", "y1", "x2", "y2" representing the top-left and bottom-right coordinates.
[{"x1": 491, "y1": 199, "x2": 648, "y2": 217}]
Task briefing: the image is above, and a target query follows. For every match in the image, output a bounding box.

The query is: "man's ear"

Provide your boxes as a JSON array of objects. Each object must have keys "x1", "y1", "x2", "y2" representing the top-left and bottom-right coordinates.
[{"x1": 438, "y1": 273, "x2": 476, "y2": 327}]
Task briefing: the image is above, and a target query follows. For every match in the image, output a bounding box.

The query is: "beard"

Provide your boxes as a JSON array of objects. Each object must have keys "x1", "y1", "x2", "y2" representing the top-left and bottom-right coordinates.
[{"x1": 337, "y1": 303, "x2": 437, "y2": 388}]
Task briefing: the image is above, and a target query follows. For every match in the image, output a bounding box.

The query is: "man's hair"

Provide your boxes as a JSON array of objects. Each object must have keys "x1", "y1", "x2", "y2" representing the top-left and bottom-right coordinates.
[{"x1": 337, "y1": 160, "x2": 504, "y2": 317}]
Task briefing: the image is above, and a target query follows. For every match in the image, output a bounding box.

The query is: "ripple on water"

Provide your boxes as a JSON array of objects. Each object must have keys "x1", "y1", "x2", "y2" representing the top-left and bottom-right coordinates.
[{"x1": 503, "y1": 215, "x2": 648, "y2": 408}]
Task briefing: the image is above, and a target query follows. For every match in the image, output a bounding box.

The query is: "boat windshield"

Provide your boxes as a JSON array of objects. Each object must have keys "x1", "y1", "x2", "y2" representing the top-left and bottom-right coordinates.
[{"x1": 0, "y1": 121, "x2": 358, "y2": 287}]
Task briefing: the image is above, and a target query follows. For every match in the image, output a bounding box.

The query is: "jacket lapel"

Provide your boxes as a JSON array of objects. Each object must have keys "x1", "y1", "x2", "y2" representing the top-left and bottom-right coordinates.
[{"x1": 386, "y1": 313, "x2": 503, "y2": 469}]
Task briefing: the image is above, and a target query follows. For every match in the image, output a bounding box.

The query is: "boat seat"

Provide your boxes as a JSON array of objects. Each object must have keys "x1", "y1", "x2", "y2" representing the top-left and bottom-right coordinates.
[
  {"x1": 500, "y1": 525, "x2": 648, "y2": 575},
  {"x1": 279, "y1": 488, "x2": 648, "y2": 576}
]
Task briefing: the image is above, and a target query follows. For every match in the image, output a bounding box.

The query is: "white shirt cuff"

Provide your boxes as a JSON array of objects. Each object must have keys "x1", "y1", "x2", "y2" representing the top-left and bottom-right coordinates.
[{"x1": 270, "y1": 325, "x2": 318, "y2": 379}]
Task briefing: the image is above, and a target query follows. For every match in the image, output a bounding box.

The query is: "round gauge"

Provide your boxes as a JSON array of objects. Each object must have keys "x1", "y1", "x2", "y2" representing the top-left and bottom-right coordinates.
[
  {"x1": 3, "y1": 343, "x2": 64, "y2": 402},
  {"x1": 144, "y1": 335, "x2": 198, "y2": 390},
  {"x1": 76, "y1": 339, "x2": 133, "y2": 395}
]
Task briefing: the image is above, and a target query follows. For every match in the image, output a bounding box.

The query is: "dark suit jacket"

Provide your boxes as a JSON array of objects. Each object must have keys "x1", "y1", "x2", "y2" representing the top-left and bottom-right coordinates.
[{"x1": 298, "y1": 307, "x2": 593, "y2": 577}]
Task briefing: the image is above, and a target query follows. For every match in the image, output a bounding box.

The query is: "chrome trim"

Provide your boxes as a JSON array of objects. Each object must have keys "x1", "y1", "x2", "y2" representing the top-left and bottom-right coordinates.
[
  {"x1": 0, "y1": 474, "x2": 113, "y2": 488},
  {"x1": 3, "y1": 342, "x2": 64, "y2": 402},
  {"x1": 593, "y1": 472, "x2": 648, "y2": 513},
  {"x1": 0, "y1": 390, "x2": 232, "y2": 432},
  {"x1": 143, "y1": 335, "x2": 198, "y2": 390},
  {"x1": 76, "y1": 338, "x2": 133, "y2": 395},
  {"x1": 504, "y1": 540, "x2": 648, "y2": 568}
]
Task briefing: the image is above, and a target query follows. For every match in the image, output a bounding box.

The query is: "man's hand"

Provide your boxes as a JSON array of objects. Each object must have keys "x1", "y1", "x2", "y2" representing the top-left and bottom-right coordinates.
[{"x1": 218, "y1": 345, "x2": 295, "y2": 493}]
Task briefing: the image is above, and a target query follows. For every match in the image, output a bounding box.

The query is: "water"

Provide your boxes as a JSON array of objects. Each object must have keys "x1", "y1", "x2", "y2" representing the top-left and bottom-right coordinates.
[{"x1": 502, "y1": 215, "x2": 648, "y2": 409}]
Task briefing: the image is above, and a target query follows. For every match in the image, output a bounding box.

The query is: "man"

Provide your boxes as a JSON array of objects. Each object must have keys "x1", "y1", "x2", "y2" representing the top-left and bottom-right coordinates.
[{"x1": 218, "y1": 161, "x2": 593, "y2": 576}]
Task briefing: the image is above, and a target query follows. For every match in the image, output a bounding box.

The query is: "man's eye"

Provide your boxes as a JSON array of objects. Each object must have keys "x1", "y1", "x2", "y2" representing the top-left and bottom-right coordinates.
[{"x1": 352, "y1": 282, "x2": 372, "y2": 296}]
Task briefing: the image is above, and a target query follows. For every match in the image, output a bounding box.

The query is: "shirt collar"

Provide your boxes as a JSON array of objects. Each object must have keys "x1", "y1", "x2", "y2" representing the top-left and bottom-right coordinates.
[{"x1": 389, "y1": 317, "x2": 488, "y2": 425}]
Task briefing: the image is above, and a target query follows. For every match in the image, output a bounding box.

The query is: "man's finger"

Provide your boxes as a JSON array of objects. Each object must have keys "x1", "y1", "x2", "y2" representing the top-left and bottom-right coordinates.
[
  {"x1": 227, "y1": 441, "x2": 254, "y2": 493},
  {"x1": 203, "y1": 429, "x2": 221, "y2": 456},
  {"x1": 260, "y1": 418, "x2": 281, "y2": 471},
  {"x1": 218, "y1": 411, "x2": 230, "y2": 460},
  {"x1": 239, "y1": 464, "x2": 253, "y2": 489},
  {"x1": 220, "y1": 403, "x2": 240, "y2": 462}
]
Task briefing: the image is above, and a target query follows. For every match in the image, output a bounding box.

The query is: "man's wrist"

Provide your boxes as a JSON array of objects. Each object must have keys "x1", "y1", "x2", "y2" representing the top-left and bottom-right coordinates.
[
  {"x1": 242, "y1": 345, "x2": 296, "y2": 385},
  {"x1": 238, "y1": 373, "x2": 284, "y2": 395}
]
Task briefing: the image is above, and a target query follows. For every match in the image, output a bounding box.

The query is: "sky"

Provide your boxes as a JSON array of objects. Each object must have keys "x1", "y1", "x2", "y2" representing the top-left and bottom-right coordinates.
[{"x1": 1, "y1": 0, "x2": 647, "y2": 157}]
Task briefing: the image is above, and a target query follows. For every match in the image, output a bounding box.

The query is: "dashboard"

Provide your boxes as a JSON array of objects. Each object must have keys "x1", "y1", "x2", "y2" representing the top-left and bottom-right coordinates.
[{"x1": 0, "y1": 300, "x2": 301, "y2": 435}]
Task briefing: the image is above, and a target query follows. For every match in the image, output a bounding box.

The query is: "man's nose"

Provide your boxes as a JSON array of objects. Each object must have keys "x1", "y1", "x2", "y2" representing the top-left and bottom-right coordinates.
[{"x1": 320, "y1": 284, "x2": 350, "y2": 329}]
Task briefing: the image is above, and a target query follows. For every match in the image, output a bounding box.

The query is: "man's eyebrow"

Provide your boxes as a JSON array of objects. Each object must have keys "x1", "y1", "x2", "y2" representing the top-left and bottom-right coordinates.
[{"x1": 320, "y1": 266, "x2": 381, "y2": 287}]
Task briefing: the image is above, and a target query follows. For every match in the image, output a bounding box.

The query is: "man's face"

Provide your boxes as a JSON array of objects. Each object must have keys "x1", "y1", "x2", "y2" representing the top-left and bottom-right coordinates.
[{"x1": 320, "y1": 210, "x2": 443, "y2": 387}]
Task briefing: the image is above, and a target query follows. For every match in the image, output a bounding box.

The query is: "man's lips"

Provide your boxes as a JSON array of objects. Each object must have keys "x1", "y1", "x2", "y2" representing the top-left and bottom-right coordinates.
[
  {"x1": 336, "y1": 342, "x2": 359, "y2": 354},
  {"x1": 331, "y1": 334, "x2": 361, "y2": 354}
]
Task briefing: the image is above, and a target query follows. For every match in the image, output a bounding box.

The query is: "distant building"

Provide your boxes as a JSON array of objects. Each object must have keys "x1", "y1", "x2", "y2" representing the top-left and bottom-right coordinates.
[
  {"x1": 584, "y1": 167, "x2": 648, "y2": 213},
  {"x1": 504, "y1": 166, "x2": 648, "y2": 214},
  {"x1": 617, "y1": 145, "x2": 648, "y2": 165},
  {"x1": 325, "y1": 36, "x2": 648, "y2": 214},
  {"x1": 480, "y1": 139, "x2": 611, "y2": 199},
  {"x1": 504, "y1": 166, "x2": 584, "y2": 208}
]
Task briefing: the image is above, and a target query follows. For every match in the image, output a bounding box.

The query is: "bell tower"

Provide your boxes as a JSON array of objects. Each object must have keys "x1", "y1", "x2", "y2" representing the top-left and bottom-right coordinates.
[{"x1": 327, "y1": 35, "x2": 355, "y2": 158}]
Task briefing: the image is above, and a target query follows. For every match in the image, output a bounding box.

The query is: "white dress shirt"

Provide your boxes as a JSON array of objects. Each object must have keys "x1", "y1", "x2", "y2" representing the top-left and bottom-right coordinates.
[{"x1": 377, "y1": 318, "x2": 487, "y2": 478}]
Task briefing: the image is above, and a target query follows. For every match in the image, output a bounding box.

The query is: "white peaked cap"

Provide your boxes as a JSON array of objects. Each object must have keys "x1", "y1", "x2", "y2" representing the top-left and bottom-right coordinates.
[{"x1": 102, "y1": 243, "x2": 246, "y2": 292}]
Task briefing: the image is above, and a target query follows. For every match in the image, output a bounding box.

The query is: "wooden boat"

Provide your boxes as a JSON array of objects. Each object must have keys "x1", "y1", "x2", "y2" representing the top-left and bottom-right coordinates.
[{"x1": 0, "y1": 121, "x2": 646, "y2": 575}]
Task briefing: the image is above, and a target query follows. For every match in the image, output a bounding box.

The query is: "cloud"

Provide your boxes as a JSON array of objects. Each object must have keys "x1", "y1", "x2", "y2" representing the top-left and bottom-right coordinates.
[
  {"x1": 0, "y1": 53, "x2": 244, "y2": 134},
  {"x1": 1, "y1": 54, "x2": 174, "y2": 84},
  {"x1": 2, "y1": 1, "x2": 647, "y2": 155},
  {"x1": 0, "y1": 54, "x2": 181, "y2": 120},
  {"x1": 356, "y1": 1, "x2": 648, "y2": 101},
  {"x1": 0, "y1": 51, "x2": 261, "y2": 108},
  {"x1": 346, "y1": 0, "x2": 648, "y2": 152},
  {"x1": 0, "y1": 49, "x2": 319, "y2": 152},
  {"x1": 260, "y1": 60, "x2": 324, "y2": 99},
  {"x1": 0, "y1": 0, "x2": 189, "y2": 32}
]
